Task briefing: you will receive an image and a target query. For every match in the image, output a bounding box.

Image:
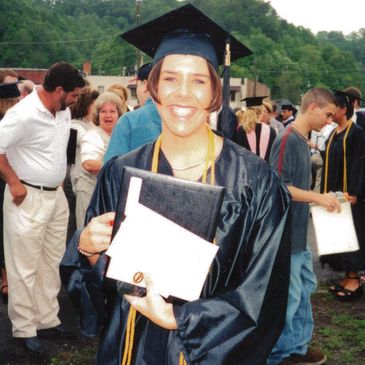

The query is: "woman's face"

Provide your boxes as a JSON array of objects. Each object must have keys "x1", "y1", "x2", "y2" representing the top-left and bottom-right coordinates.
[
  {"x1": 99, "y1": 102, "x2": 119, "y2": 135},
  {"x1": 156, "y1": 54, "x2": 212, "y2": 138},
  {"x1": 333, "y1": 105, "x2": 347, "y2": 124},
  {"x1": 259, "y1": 107, "x2": 270, "y2": 124}
]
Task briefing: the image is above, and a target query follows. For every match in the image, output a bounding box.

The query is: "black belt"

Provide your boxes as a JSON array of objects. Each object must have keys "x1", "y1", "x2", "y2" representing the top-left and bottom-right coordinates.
[{"x1": 20, "y1": 180, "x2": 58, "y2": 191}]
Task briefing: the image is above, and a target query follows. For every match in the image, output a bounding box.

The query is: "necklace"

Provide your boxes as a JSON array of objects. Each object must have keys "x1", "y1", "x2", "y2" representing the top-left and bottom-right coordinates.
[
  {"x1": 290, "y1": 124, "x2": 308, "y2": 143},
  {"x1": 152, "y1": 125, "x2": 216, "y2": 185},
  {"x1": 170, "y1": 157, "x2": 207, "y2": 171}
]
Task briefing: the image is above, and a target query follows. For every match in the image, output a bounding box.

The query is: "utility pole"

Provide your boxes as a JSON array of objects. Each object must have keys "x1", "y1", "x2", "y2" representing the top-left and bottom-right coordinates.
[
  {"x1": 135, "y1": 0, "x2": 143, "y2": 70},
  {"x1": 252, "y1": 58, "x2": 257, "y2": 97}
]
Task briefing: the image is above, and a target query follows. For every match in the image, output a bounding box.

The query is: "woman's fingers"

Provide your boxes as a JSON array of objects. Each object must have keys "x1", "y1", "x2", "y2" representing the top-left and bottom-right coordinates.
[
  {"x1": 123, "y1": 273, "x2": 177, "y2": 330},
  {"x1": 80, "y1": 212, "x2": 116, "y2": 253}
]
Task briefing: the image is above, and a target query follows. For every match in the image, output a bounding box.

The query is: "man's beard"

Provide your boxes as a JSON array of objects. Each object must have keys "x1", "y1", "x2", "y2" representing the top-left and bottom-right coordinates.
[{"x1": 59, "y1": 95, "x2": 68, "y2": 111}]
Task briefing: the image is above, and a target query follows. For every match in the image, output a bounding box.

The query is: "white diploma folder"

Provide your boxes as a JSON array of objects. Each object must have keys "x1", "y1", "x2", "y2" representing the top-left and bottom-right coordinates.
[
  {"x1": 106, "y1": 177, "x2": 219, "y2": 302},
  {"x1": 310, "y1": 197, "x2": 359, "y2": 256}
]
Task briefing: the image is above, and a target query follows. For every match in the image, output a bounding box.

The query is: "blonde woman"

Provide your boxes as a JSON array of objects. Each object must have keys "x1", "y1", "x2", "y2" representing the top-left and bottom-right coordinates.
[
  {"x1": 236, "y1": 98, "x2": 276, "y2": 161},
  {"x1": 75, "y1": 91, "x2": 125, "y2": 228}
]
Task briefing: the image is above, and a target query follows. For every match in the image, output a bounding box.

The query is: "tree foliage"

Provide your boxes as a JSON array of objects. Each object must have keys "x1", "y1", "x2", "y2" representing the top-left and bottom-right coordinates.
[{"x1": 1, "y1": 0, "x2": 365, "y2": 101}]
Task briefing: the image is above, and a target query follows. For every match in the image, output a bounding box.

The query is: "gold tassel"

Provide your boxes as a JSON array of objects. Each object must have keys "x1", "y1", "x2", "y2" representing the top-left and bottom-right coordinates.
[
  {"x1": 179, "y1": 352, "x2": 187, "y2": 365},
  {"x1": 121, "y1": 307, "x2": 137, "y2": 365}
]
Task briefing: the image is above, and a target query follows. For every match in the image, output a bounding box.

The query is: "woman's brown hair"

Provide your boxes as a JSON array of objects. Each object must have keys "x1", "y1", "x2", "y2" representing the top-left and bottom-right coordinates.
[
  {"x1": 70, "y1": 87, "x2": 100, "y2": 120},
  {"x1": 147, "y1": 58, "x2": 222, "y2": 113},
  {"x1": 0, "y1": 98, "x2": 18, "y2": 119}
]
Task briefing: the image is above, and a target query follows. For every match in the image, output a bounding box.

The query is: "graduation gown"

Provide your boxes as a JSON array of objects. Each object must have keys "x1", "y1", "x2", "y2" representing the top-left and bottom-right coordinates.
[
  {"x1": 61, "y1": 138, "x2": 290, "y2": 365},
  {"x1": 320, "y1": 123, "x2": 365, "y2": 271},
  {"x1": 236, "y1": 123, "x2": 277, "y2": 162}
]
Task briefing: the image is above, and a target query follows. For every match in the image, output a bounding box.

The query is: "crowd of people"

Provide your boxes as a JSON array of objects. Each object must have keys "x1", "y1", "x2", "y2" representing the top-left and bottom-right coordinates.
[{"x1": 1, "y1": 4, "x2": 365, "y2": 365}]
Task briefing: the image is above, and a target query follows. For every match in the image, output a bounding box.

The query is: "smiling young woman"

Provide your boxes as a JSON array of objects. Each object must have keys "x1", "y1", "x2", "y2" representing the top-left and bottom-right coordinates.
[{"x1": 61, "y1": 4, "x2": 291, "y2": 365}]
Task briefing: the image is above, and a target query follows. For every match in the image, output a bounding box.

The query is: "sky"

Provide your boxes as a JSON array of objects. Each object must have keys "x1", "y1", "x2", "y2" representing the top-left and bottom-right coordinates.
[{"x1": 266, "y1": 0, "x2": 364, "y2": 35}]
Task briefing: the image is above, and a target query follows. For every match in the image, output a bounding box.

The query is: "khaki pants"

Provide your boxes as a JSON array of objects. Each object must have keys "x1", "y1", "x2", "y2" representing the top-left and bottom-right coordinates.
[{"x1": 4, "y1": 185, "x2": 69, "y2": 337}]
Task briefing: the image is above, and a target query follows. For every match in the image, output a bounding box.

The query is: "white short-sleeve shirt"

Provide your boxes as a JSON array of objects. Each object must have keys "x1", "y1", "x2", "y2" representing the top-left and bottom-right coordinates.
[{"x1": 0, "y1": 87, "x2": 71, "y2": 187}]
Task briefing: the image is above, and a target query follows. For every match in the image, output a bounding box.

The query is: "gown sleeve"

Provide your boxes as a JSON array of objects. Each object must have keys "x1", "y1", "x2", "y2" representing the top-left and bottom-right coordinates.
[
  {"x1": 347, "y1": 126, "x2": 365, "y2": 198},
  {"x1": 60, "y1": 159, "x2": 123, "y2": 337},
  {"x1": 173, "y1": 163, "x2": 291, "y2": 365}
]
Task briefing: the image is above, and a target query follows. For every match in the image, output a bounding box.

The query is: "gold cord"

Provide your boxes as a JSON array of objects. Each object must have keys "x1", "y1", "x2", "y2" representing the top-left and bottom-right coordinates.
[
  {"x1": 121, "y1": 125, "x2": 216, "y2": 365},
  {"x1": 323, "y1": 121, "x2": 352, "y2": 193},
  {"x1": 121, "y1": 307, "x2": 137, "y2": 365}
]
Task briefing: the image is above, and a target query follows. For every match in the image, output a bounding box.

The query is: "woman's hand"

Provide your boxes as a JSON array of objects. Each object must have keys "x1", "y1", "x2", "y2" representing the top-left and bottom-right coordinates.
[
  {"x1": 79, "y1": 212, "x2": 115, "y2": 263},
  {"x1": 318, "y1": 193, "x2": 341, "y2": 212},
  {"x1": 82, "y1": 159, "x2": 102, "y2": 175},
  {"x1": 344, "y1": 193, "x2": 357, "y2": 205},
  {"x1": 125, "y1": 274, "x2": 178, "y2": 330}
]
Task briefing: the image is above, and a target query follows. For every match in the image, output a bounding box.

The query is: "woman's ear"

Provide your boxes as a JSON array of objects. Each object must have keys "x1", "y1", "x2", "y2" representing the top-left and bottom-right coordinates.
[{"x1": 142, "y1": 80, "x2": 149, "y2": 93}]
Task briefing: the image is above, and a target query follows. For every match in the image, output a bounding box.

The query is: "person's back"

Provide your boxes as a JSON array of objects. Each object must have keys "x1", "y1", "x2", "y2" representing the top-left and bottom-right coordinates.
[
  {"x1": 103, "y1": 63, "x2": 161, "y2": 162},
  {"x1": 104, "y1": 98, "x2": 161, "y2": 162}
]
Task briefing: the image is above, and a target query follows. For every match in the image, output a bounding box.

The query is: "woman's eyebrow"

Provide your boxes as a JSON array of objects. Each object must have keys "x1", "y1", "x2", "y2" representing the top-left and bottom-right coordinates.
[{"x1": 161, "y1": 70, "x2": 210, "y2": 78}]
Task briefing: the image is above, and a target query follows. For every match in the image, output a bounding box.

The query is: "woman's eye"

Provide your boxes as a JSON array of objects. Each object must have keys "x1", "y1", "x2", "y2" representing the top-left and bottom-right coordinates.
[
  {"x1": 193, "y1": 79, "x2": 206, "y2": 85},
  {"x1": 163, "y1": 77, "x2": 176, "y2": 82}
]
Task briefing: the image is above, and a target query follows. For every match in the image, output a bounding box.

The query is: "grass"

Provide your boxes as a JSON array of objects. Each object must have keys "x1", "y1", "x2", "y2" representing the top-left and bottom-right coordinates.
[
  {"x1": 311, "y1": 285, "x2": 365, "y2": 365},
  {"x1": 49, "y1": 339, "x2": 97, "y2": 365},
  {"x1": 36, "y1": 285, "x2": 365, "y2": 365}
]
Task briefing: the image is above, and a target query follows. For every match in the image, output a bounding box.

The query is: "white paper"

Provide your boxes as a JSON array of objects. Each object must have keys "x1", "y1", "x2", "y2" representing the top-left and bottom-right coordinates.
[
  {"x1": 106, "y1": 177, "x2": 219, "y2": 301},
  {"x1": 310, "y1": 200, "x2": 359, "y2": 256}
]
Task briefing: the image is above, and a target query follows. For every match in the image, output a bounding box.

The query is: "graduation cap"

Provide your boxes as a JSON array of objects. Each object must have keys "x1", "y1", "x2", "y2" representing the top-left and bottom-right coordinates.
[
  {"x1": 343, "y1": 87, "x2": 364, "y2": 102},
  {"x1": 121, "y1": 3, "x2": 252, "y2": 140},
  {"x1": 137, "y1": 63, "x2": 153, "y2": 81},
  {"x1": 331, "y1": 89, "x2": 357, "y2": 105},
  {"x1": 241, "y1": 96, "x2": 267, "y2": 108},
  {"x1": 277, "y1": 99, "x2": 293, "y2": 110},
  {"x1": 121, "y1": 3, "x2": 252, "y2": 71},
  {"x1": 0, "y1": 82, "x2": 20, "y2": 99}
]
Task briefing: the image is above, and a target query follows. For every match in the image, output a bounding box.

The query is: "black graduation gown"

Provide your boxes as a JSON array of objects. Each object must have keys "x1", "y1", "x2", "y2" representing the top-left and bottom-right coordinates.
[
  {"x1": 236, "y1": 124, "x2": 277, "y2": 162},
  {"x1": 320, "y1": 123, "x2": 365, "y2": 271},
  {"x1": 61, "y1": 138, "x2": 290, "y2": 365}
]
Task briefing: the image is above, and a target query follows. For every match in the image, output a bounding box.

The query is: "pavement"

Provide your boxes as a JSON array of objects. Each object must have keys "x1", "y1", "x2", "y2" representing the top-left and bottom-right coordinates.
[{"x1": 0, "y1": 218, "x2": 341, "y2": 364}]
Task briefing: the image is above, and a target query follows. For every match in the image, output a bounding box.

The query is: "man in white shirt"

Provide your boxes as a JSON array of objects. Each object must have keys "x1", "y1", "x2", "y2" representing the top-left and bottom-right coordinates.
[{"x1": 0, "y1": 62, "x2": 84, "y2": 356}]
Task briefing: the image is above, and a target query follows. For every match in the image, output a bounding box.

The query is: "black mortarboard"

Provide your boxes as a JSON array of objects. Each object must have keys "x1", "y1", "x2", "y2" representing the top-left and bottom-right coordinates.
[
  {"x1": 137, "y1": 63, "x2": 153, "y2": 81},
  {"x1": 241, "y1": 96, "x2": 267, "y2": 108},
  {"x1": 332, "y1": 89, "x2": 359, "y2": 105},
  {"x1": 278, "y1": 99, "x2": 294, "y2": 110},
  {"x1": 0, "y1": 82, "x2": 20, "y2": 99},
  {"x1": 121, "y1": 3, "x2": 252, "y2": 142},
  {"x1": 343, "y1": 87, "x2": 364, "y2": 102},
  {"x1": 121, "y1": 3, "x2": 252, "y2": 71}
]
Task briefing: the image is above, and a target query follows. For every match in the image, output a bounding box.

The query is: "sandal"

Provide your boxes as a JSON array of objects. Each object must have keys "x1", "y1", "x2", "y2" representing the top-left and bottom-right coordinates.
[
  {"x1": 329, "y1": 282, "x2": 344, "y2": 293},
  {"x1": 329, "y1": 276, "x2": 347, "y2": 293},
  {"x1": 1, "y1": 284, "x2": 8, "y2": 305},
  {"x1": 335, "y1": 278, "x2": 363, "y2": 301}
]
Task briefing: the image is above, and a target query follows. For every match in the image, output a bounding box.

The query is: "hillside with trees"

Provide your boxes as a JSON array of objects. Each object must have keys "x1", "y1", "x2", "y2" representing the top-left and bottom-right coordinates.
[{"x1": 1, "y1": 0, "x2": 364, "y2": 102}]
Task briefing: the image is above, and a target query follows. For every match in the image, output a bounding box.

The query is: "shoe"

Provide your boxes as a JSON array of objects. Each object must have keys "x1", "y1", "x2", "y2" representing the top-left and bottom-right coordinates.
[
  {"x1": 1, "y1": 284, "x2": 8, "y2": 304},
  {"x1": 335, "y1": 277, "x2": 363, "y2": 301},
  {"x1": 329, "y1": 282, "x2": 344, "y2": 293},
  {"x1": 290, "y1": 349, "x2": 327, "y2": 364},
  {"x1": 38, "y1": 324, "x2": 75, "y2": 338},
  {"x1": 22, "y1": 336, "x2": 47, "y2": 357}
]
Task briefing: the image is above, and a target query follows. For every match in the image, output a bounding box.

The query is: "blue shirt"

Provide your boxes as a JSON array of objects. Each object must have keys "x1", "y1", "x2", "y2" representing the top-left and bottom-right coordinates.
[{"x1": 103, "y1": 98, "x2": 161, "y2": 162}]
